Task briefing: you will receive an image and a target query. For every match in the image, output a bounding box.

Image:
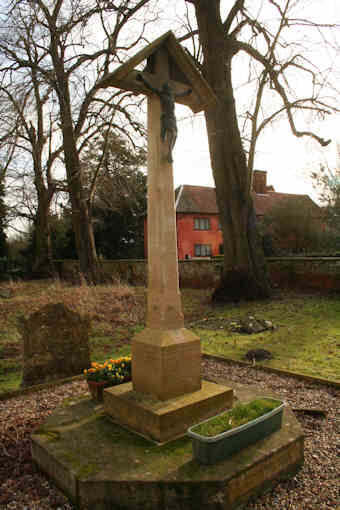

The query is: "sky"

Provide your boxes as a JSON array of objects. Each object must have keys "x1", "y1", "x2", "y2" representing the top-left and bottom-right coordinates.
[
  {"x1": 148, "y1": 0, "x2": 340, "y2": 203},
  {"x1": 173, "y1": 104, "x2": 339, "y2": 200}
]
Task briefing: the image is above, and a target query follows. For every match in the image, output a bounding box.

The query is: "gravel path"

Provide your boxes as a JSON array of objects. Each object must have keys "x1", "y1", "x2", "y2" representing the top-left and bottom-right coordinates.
[
  {"x1": 203, "y1": 359, "x2": 339, "y2": 510},
  {"x1": 0, "y1": 360, "x2": 339, "y2": 510}
]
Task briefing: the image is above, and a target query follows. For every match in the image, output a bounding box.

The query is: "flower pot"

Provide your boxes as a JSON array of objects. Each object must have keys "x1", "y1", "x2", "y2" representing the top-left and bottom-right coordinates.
[
  {"x1": 87, "y1": 381, "x2": 111, "y2": 402},
  {"x1": 187, "y1": 397, "x2": 285, "y2": 465}
]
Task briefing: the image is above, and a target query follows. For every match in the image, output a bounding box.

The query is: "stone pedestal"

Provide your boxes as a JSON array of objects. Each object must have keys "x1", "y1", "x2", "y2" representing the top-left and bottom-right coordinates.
[
  {"x1": 132, "y1": 328, "x2": 201, "y2": 401},
  {"x1": 104, "y1": 379, "x2": 233, "y2": 443}
]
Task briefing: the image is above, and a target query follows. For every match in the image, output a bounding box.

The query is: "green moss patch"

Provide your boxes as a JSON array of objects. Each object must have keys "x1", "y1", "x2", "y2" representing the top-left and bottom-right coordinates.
[
  {"x1": 191, "y1": 398, "x2": 281, "y2": 438},
  {"x1": 33, "y1": 427, "x2": 60, "y2": 442}
]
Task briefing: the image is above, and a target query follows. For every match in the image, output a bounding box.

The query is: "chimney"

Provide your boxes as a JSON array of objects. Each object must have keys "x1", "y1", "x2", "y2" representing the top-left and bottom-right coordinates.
[{"x1": 252, "y1": 170, "x2": 267, "y2": 194}]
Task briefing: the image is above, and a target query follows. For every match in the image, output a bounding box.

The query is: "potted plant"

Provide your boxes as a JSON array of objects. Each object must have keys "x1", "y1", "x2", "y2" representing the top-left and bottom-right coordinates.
[
  {"x1": 187, "y1": 397, "x2": 285, "y2": 465},
  {"x1": 84, "y1": 356, "x2": 131, "y2": 401}
]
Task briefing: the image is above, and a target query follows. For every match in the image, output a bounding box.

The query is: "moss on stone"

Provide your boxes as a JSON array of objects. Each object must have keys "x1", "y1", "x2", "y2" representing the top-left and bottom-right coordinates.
[
  {"x1": 59, "y1": 450, "x2": 100, "y2": 479},
  {"x1": 157, "y1": 436, "x2": 192, "y2": 456},
  {"x1": 60, "y1": 395, "x2": 89, "y2": 407},
  {"x1": 33, "y1": 427, "x2": 60, "y2": 442}
]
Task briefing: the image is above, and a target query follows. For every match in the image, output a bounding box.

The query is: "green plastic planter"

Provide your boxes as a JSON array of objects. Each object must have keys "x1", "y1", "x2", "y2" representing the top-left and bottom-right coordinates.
[{"x1": 187, "y1": 397, "x2": 285, "y2": 465}]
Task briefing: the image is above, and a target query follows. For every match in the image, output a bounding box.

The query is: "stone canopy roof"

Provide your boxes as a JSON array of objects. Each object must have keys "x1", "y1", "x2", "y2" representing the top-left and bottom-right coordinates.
[
  {"x1": 175, "y1": 184, "x2": 321, "y2": 217},
  {"x1": 97, "y1": 31, "x2": 216, "y2": 113}
]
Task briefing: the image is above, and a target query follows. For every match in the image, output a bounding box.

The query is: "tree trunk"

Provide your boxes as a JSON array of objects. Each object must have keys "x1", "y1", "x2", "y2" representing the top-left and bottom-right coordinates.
[
  {"x1": 192, "y1": 0, "x2": 271, "y2": 302},
  {"x1": 31, "y1": 194, "x2": 55, "y2": 278},
  {"x1": 62, "y1": 118, "x2": 99, "y2": 283},
  {"x1": 29, "y1": 133, "x2": 55, "y2": 278},
  {"x1": 55, "y1": 74, "x2": 99, "y2": 283}
]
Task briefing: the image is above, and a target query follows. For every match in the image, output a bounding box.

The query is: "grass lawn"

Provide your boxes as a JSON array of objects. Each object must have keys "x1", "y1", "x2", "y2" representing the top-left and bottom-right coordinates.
[
  {"x1": 0, "y1": 280, "x2": 339, "y2": 394},
  {"x1": 191, "y1": 293, "x2": 340, "y2": 382}
]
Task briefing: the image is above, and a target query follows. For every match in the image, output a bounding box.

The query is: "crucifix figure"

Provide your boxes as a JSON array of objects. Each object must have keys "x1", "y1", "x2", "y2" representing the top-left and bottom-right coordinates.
[{"x1": 137, "y1": 74, "x2": 192, "y2": 162}]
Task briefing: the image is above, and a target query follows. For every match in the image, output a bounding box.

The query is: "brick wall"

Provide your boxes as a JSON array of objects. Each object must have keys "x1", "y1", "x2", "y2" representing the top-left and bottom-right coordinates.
[
  {"x1": 56, "y1": 257, "x2": 340, "y2": 291},
  {"x1": 266, "y1": 257, "x2": 340, "y2": 291}
]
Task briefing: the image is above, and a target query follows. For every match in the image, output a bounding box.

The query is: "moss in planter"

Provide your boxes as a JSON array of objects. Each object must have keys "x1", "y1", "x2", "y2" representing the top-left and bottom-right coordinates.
[{"x1": 191, "y1": 398, "x2": 281, "y2": 438}]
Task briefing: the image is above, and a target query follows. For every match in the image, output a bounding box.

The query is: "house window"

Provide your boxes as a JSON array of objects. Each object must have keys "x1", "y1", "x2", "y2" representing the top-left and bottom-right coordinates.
[
  {"x1": 194, "y1": 244, "x2": 212, "y2": 257},
  {"x1": 194, "y1": 217, "x2": 211, "y2": 230}
]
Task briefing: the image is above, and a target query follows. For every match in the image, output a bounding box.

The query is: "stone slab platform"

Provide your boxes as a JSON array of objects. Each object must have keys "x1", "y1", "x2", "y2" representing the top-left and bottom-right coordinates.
[
  {"x1": 104, "y1": 379, "x2": 233, "y2": 442},
  {"x1": 31, "y1": 380, "x2": 304, "y2": 510}
]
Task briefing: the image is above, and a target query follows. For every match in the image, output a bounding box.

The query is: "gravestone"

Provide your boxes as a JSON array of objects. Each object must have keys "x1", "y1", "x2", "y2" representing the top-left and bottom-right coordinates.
[{"x1": 21, "y1": 303, "x2": 90, "y2": 387}]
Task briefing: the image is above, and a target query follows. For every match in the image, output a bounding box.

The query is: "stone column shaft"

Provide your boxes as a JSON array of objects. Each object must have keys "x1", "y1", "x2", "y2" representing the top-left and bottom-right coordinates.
[
  {"x1": 146, "y1": 94, "x2": 184, "y2": 330},
  {"x1": 132, "y1": 48, "x2": 200, "y2": 401}
]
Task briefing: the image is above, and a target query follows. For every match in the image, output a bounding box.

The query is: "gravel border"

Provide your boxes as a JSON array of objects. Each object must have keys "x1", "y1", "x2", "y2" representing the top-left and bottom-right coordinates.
[{"x1": 0, "y1": 360, "x2": 339, "y2": 509}]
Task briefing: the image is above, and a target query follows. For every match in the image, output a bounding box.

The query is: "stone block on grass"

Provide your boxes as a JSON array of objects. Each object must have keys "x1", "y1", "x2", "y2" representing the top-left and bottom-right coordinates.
[{"x1": 20, "y1": 303, "x2": 90, "y2": 387}]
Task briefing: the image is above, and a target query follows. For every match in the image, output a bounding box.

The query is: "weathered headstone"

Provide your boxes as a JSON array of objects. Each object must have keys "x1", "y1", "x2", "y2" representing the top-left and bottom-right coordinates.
[{"x1": 20, "y1": 303, "x2": 90, "y2": 387}]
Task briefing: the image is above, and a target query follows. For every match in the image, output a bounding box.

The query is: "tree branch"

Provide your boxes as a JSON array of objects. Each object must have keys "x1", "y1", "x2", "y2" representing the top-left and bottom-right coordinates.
[
  {"x1": 234, "y1": 40, "x2": 332, "y2": 147},
  {"x1": 223, "y1": 0, "x2": 245, "y2": 34}
]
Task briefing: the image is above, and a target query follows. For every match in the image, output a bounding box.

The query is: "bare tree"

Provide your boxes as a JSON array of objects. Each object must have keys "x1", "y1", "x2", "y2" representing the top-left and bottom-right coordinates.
[
  {"x1": 184, "y1": 0, "x2": 339, "y2": 301},
  {"x1": 0, "y1": 0, "x2": 151, "y2": 282},
  {"x1": 0, "y1": 69, "x2": 63, "y2": 276}
]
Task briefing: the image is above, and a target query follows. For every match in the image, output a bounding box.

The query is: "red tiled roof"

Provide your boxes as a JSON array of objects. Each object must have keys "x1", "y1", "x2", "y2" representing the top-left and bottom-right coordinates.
[
  {"x1": 253, "y1": 191, "x2": 320, "y2": 216},
  {"x1": 175, "y1": 185, "x2": 320, "y2": 217},
  {"x1": 175, "y1": 185, "x2": 219, "y2": 213}
]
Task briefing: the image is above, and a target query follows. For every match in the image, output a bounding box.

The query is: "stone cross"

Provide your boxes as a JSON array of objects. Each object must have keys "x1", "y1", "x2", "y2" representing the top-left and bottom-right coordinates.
[
  {"x1": 99, "y1": 33, "x2": 233, "y2": 443},
  {"x1": 143, "y1": 48, "x2": 187, "y2": 331},
  {"x1": 98, "y1": 32, "x2": 216, "y2": 402}
]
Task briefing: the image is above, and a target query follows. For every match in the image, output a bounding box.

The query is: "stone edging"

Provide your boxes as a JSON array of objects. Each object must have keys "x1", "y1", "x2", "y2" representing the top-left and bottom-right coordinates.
[
  {"x1": 203, "y1": 353, "x2": 340, "y2": 389},
  {"x1": 0, "y1": 374, "x2": 85, "y2": 401}
]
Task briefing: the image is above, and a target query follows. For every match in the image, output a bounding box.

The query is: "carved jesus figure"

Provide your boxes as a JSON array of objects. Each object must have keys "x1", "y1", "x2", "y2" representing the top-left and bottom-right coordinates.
[{"x1": 137, "y1": 74, "x2": 192, "y2": 163}]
